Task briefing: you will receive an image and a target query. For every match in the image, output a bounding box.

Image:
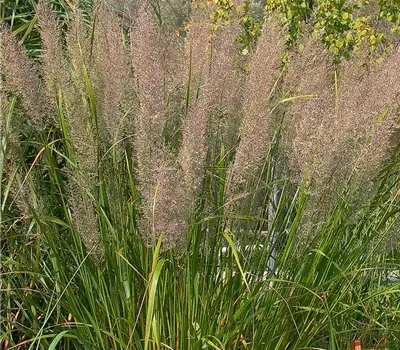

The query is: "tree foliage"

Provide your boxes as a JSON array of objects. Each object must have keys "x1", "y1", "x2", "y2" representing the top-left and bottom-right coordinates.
[{"x1": 266, "y1": 0, "x2": 400, "y2": 59}]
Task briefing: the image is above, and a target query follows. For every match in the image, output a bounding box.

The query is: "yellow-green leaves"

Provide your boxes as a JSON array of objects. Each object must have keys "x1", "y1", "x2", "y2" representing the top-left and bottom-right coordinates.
[
  {"x1": 266, "y1": 0, "x2": 398, "y2": 59},
  {"x1": 379, "y1": 0, "x2": 400, "y2": 34}
]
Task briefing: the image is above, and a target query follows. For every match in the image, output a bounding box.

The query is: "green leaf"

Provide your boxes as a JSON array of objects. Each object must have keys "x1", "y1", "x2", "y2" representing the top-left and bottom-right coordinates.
[
  {"x1": 48, "y1": 331, "x2": 71, "y2": 350},
  {"x1": 222, "y1": 231, "x2": 250, "y2": 292}
]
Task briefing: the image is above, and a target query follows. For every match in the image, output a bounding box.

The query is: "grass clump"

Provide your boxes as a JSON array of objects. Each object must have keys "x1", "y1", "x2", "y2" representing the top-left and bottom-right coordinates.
[{"x1": 1, "y1": 1, "x2": 400, "y2": 349}]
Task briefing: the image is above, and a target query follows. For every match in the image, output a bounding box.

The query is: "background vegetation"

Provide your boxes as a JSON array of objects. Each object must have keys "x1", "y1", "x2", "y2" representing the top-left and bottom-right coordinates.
[{"x1": 1, "y1": 0, "x2": 400, "y2": 349}]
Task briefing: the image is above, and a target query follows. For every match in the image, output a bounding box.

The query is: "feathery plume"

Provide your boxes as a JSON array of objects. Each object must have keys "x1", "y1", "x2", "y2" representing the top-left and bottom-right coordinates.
[
  {"x1": 65, "y1": 9, "x2": 92, "y2": 93},
  {"x1": 151, "y1": 158, "x2": 189, "y2": 248},
  {"x1": 228, "y1": 16, "x2": 286, "y2": 197},
  {"x1": 281, "y1": 39, "x2": 337, "y2": 249},
  {"x1": 1, "y1": 26, "x2": 48, "y2": 130},
  {"x1": 179, "y1": 91, "x2": 209, "y2": 201},
  {"x1": 284, "y1": 42, "x2": 399, "y2": 196},
  {"x1": 131, "y1": 1, "x2": 167, "y2": 201},
  {"x1": 178, "y1": 8, "x2": 213, "y2": 203},
  {"x1": 67, "y1": 173, "x2": 102, "y2": 257},
  {"x1": 208, "y1": 20, "x2": 241, "y2": 109},
  {"x1": 91, "y1": 3, "x2": 133, "y2": 144},
  {"x1": 65, "y1": 9, "x2": 98, "y2": 181},
  {"x1": 208, "y1": 20, "x2": 244, "y2": 151},
  {"x1": 283, "y1": 38, "x2": 335, "y2": 186},
  {"x1": 283, "y1": 41, "x2": 399, "y2": 247},
  {"x1": 337, "y1": 45, "x2": 400, "y2": 190},
  {"x1": 64, "y1": 10, "x2": 101, "y2": 254},
  {"x1": 182, "y1": 7, "x2": 212, "y2": 101},
  {"x1": 37, "y1": 0, "x2": 69, "y2": 121},
  {"x1": 179, "y1": 17, "x2": 244, "y2": 203},
  {"x1": 131, "y1": 2, "x2": 182, "y2": 244},
  {"x1": 282, "y1": 38, "x2": 337, "y2": 244}
]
